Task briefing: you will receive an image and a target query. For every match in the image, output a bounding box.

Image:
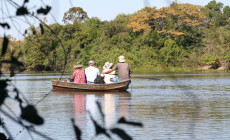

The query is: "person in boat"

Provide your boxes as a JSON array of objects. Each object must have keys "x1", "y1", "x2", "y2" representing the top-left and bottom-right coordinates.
[
  {"x1": 101, "y1": 62, "x2": 115, "y2": 84},
  {"x1": 102, "y1": 55, "x2": 132, "y2": 82},
  {"x1": 70, "y1": 62, "x2": 86, "y2": 83},
  {"x1": 85, "y1": 60, "x2": 100, "y2": 84}
]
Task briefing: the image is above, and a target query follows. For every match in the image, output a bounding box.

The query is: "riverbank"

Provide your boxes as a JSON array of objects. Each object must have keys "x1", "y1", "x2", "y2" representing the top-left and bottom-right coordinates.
[
  {"x1": 132, "y1": 66, "x2": 229, "y2": 73},
  {"x1": 1, "y1": 66, "x2": 229, "y2": 74}
]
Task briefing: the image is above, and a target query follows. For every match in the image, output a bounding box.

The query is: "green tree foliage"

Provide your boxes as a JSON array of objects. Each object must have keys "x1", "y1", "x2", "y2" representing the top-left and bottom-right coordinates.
[
  {"x1": 201, "y1": 54, "x2": 220, "y2": 68},
  {"x1": 6, "y1": 1, "x2": 230, "y2": 72},
  {"x1": 203, "y1": 0, "x2": 229, "y2": 26},
  {"x1": 62, "y1": 7, "x2": 89, "y2": 24},
  {"x1": 159, "y1": 39, "x2": 187, "y2": 67},
  {"x1": 202, "y1": 26, "x2": 230, "y2": 68},
  {"x1": 0, "y1": 36, "x2": 24, "y2": 71},
  {"x1": 223, "y1": 6, "x2": 230, "y2": 17}
]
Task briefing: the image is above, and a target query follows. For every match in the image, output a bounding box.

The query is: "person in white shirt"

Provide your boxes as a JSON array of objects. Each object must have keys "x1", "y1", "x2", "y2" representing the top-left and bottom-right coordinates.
[
  {"x1": 85, "y1": 60, "x2": 100, "y2": 84},
  {"x1": 101, "y1": 62, "x2": 115, "y2": 84}
]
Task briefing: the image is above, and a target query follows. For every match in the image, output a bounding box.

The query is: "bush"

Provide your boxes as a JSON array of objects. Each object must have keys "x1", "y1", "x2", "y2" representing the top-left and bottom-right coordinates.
[{"x1": 201, "y1": 54, "x2": 220, "y2": 68}]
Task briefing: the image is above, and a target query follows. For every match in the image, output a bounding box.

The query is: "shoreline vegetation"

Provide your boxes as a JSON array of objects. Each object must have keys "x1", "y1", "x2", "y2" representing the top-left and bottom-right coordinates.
[
  {"x1": 1, "y1": 65, "x2": 229, "y2": 73},
  {"x1": 1, "y1": 0, "x2": 230, "y2": 73}
]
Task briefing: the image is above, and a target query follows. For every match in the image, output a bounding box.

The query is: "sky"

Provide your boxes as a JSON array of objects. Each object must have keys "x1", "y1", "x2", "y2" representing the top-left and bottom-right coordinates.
[{"x1": 1, "y1": 0, "x2": 230, "y2": 40}]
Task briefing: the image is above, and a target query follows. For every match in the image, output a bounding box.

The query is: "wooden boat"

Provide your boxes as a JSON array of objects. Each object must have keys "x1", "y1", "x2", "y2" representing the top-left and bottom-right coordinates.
[{"x1": 52, "y1": 78, "x2": 131, "y2": 91}]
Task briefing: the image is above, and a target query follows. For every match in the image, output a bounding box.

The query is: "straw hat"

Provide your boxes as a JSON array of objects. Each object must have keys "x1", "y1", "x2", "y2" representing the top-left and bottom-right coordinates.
[
  {"x1": 74, "y1": 62, "x2": 83, "y2": 68},
  {"x1": 118, "y1": 55, "x2": 126, "y2": 62},
  {"x1": 103, "y1": 62, "x2": 113, "y2": 69}
]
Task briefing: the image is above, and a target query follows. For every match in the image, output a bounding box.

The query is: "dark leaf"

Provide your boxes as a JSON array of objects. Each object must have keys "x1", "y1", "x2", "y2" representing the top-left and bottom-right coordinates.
[
  {"x1": 10, "y1": 70, "x2": 15, "y2": 77},
  {"x1": 16, "y1": 6, "x2": 29, "y2": 16},
  {"x1": 118, "y1": 117, "x2": 143, "y2": 127},
  {"x1": 88, "y1": 111, "x2": 110, "y2": 138},
  {"x1": 0, "y1": 80, "x2": 8, "y2": 106},
  {"x1": 1, "y1": 57, "x2": 24, "y2": 66},
  {"x1": 1, "y1": 60, "x2": 23, "y2": 66},
  {"x1": 0, "y1": 92, "x2": 7, "y2": 106},
  {"x1": 24, "y1": 29, "x2": 27, "y2": 35},
  {"x1": 110, "y1": 128, "x2": 132, "y2": 140},
  {"x1": 0, "y1": 80, "x2": 7, "y2": 88},
  {"x1": 0, "y1": 117, "x2": 5, "y2": 126},
  {"x1": 0, "y1": 132, "x2": 8, "y2": 140},
  {"x1": 37, "y1": 6, "x2": 51, "y2": 15},
  {"x1": 14, "y1": 88, "x2": 23, "y2": 104},
  {"x1": 20, "y1": 105, "x2": 44, "y2": 125},
  {"x1": 96, "y1": 101, "x2": 104, "y2": 123},
  {"x1": 71, "y1": 118, "x2": 82, "y2": 140},
  {"x1": 32, "y1": 29, "x2": 36, "y2": 35},
  {"x1": 39, "y1": 23, "x2": 44, "y2": 35},
  {"x1": 11, "y1": 56, "x2": 24, "y2": 66},
  {"x1": 0, "y1": 23, "x2": 10, "y2": 29},
  {"x1": 1, "y1": 36, "x2": 8, "y2": 57},
  {"x1": 24, "y1": 0, "x2": 29, "y2": 3}
]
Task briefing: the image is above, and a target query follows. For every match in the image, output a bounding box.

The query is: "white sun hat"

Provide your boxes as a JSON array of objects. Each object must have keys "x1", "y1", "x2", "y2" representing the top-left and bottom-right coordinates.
[
  {"x1": 118, "y1": 55, "x2": 126, "y2": 62},
  {"x1": 103, "y1": 62, "x2": 113, "y2": 69}
]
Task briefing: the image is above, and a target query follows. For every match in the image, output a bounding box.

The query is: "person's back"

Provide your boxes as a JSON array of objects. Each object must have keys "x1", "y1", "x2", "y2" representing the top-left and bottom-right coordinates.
[
  {"x1": 85, "y1": 60, "x2": 100, "y2": 84},
  {"x1": 114, "y1": 62, "x2": 131, "y2": 81},
  {"x1": 71, "y1": 62, "x2": 86, "y2": 83},
  {"x1": 102, "y1": 56, "x2": 132, "y2": 82}
]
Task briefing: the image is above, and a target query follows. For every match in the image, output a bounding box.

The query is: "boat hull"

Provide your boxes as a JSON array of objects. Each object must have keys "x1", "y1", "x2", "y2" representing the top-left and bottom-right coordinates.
[{"x1": 52, "y1": 79, "x2": 131, "y2": 91}]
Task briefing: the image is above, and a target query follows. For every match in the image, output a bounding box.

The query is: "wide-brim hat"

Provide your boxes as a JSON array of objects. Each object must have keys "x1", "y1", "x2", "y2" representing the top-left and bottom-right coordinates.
[
  {"x1": 74, "y1": 62, "x2": 83, "y2": 68},
  {"x1": 118, "y1": 55, "x2": 126, "y2": 62},
  {"x1": 103, "y1": 62, "x2": 113, "y2": 69}
]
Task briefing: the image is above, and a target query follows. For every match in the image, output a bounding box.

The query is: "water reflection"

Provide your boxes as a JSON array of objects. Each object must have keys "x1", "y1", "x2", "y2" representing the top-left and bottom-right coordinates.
[
  {"x1": 104, "y1": 94, "x2": 116, "y2": 128},
  {"x1": 67, "y1": 91, "x2": 131, "y2": 137}
]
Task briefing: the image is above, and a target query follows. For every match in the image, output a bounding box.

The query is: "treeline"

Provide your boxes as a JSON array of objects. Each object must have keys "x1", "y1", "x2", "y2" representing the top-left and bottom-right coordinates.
[{"x1": 1, "y1": 0, "x2": 230, "y2": 72}]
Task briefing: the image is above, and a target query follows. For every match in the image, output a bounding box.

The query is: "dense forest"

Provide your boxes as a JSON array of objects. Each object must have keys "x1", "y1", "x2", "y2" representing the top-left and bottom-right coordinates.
[{"x1": 1, "y1": 0, "x2": 230, "y2": 72}]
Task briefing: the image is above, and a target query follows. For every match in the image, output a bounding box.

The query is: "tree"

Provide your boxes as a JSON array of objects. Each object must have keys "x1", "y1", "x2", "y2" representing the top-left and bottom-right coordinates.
[
  {"x1": 223, "y1": 6, "x2": 230, "y2": 18},
  {"x1": 205, "y1": 0, "x2": 223, "y2": 18},
  {"x1": 62, "y1": 7, "x2": 89, "y2": 24},
  {"x1": 203, "y1": 0, "x2": 228, "y2": 26},
  {"x1": 202, "y1": 26, "x2": 230, "y2": 68},
  {"x1": 127, "y1": 7, "x2": 157, "y2": 32},
  {"x1": 160, "y1": 39, "x2": 186, "y2": 66},
  {"x1": 128, "y1": 3, "x2": 208, "y2": 38},
  {"x1": 128, "y1": 3, "x2": 208, "y2": 48}
]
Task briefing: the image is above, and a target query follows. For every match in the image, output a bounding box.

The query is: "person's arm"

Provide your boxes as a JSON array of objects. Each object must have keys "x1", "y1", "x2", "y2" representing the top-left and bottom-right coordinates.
[
  {"x1": 70, "y1": 71, "x2": 76, "y2": 79},
  {"x1": 128, "y1": 65, "x2": 132, "y2": 74},
  {"x1": 102, "y1": 68, "x2": 115, "y2": 74},
  {"x1": 70, "y1": 71, "x2": 76, "y2": 82}
]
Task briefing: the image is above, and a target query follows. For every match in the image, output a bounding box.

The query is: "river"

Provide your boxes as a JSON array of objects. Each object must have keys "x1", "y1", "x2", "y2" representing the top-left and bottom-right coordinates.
[{"x1": 1, "y1": 72, "x2": 230, "y2": 140}]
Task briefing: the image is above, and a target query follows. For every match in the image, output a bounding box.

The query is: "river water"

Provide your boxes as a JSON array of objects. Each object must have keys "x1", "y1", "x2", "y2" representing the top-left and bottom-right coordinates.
[{"x1": 1, "y1": 72, "x2": 230, "y2": 140}]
